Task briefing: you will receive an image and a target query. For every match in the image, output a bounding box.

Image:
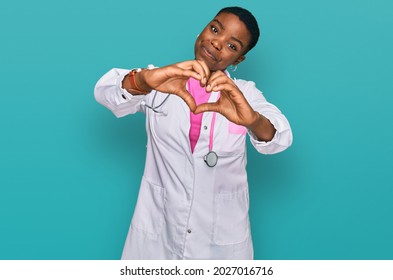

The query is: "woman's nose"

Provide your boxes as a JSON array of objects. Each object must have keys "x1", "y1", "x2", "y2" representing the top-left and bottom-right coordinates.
[{"x1": 211, "y1": 39, "x2": 222, "y2": 50}]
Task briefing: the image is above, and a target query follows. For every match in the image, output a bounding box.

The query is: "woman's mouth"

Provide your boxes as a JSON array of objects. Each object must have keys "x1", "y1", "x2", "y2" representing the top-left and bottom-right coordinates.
[{"x1": 202, "y1": 46, "x2": 217, "y2": 61}]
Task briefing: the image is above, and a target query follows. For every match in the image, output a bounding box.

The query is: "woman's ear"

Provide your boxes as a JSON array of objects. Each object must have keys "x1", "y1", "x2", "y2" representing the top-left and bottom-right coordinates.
[{"x1": 233, "y1": 55, "x2": 246, "y2": 65}]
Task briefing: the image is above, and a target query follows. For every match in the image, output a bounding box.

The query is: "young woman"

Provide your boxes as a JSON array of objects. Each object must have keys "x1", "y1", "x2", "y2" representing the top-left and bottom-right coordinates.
[{"x1": 94, "y1": 7, "x2": 292, "y2": 259}]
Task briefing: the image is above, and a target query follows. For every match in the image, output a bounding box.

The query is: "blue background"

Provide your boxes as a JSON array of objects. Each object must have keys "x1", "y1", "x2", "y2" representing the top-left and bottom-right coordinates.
[{"x1": 1, "y1": 0, "x2": 392, "y2": 259}]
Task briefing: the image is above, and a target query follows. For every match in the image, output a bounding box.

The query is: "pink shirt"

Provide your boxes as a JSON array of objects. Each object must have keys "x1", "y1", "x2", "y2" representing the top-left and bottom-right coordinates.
[{"x1": 188, "y1": 78, "x2": 211, "y2": 153}]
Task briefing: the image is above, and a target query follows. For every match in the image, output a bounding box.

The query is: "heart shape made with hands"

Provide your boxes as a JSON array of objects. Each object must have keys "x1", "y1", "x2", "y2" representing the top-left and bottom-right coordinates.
[
  {"x1": 173, "y1": 72, "x2": 256, "y2": 128},
  {"x1": 187, "y1": 77, "x2": 217, "y2": 114},
  {"x1": 176, "y1": 71, "x2": 230, "y2": 114},
  {"x1": 143, "y1": 61, "x2": 257, "y2": 127}
]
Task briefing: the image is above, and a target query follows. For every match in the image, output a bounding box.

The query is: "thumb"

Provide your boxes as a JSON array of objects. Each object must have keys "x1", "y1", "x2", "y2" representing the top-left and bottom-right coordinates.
[{"x1": 194, "y1": 102, "x2": 220, "y2": 114}]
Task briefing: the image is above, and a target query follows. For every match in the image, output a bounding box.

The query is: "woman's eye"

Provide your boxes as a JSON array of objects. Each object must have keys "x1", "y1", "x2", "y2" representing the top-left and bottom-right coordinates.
[
  {"x1": 228, "y1": 43, "x2": 237, "y2": 51},
  {"x1": 210, "y1": 25, "x2": 218, "y2": 33}
]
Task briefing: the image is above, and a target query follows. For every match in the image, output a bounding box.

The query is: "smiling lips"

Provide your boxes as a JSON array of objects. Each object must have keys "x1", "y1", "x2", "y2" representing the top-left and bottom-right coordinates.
[{"x1": 202, "y1": 46, "x2": 217, "y2": 61}]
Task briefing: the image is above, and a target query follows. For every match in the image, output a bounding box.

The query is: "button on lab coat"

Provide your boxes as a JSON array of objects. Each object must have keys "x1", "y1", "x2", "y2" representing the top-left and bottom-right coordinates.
[{"x1": 94, "y1": 67, "x2": 292, "y2": 259}]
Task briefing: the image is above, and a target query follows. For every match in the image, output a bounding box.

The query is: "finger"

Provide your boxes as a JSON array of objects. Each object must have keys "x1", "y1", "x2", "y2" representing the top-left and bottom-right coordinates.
[
  {"x1": 176, "y1": 60, "x2": 206, "y2": 82},
  {"x1": 194, "y1": 102, "x2": 221, "y2": 114},
  {"x1": 208, "y1": 82, "x2": 236, "y2": 94},
  {"x1": 207, "y1": 70, "x2": 225, "y2": 81},
  {"x1": 176, "y1": 60, "x2": 198, "y2": 69},
  {"x1": 166, "y1": 66, "x2": 202, "y2": 81},
  {"x1": 206, "y1": 73, "x2": 232, "y2": 92},
  {"x1": 176, "y1": 69, "x2": 203, "y2": 81},
  {"x1": 177, "y1": 60, "x2": 211, "y2": 85},
  {"x1": 206, "y1": 71, "x2": 226, "y2": 89},
  {"x1": 195, "y1": 60, "x2": 211, "y2": 86},
  {"x1": 150, "y1": 64, "x2": 201, "y2": 83},
  {"x1": 188, "y1": 60, "x2": 208, "y2": 85}
]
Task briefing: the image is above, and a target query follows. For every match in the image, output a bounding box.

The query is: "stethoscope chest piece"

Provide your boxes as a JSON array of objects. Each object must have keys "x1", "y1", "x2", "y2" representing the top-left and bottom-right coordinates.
[{"x1": 204, "y1": 151, "x2": 218, "y2": 167}]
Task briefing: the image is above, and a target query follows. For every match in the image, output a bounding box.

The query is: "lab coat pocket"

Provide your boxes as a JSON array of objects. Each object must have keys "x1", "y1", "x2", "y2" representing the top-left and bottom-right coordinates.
[
  {"x1": 131, "y1": 177, "x2": 166, "y2": 239},
  {"x1": 228, "y1": 122, "x2": 247, "y2": 135},
  {"x1": 213, "y1": 188, "x2": 250, "y2": 245}
]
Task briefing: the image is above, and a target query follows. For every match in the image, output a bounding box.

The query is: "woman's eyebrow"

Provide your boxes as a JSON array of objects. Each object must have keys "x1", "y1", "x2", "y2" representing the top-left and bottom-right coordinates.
[
  {"x1": 212, "y1": 18, "x2": 245, "y2": 49},
  {"x1": 213, "y1": 19, "x2": 225, "y2": 30}
]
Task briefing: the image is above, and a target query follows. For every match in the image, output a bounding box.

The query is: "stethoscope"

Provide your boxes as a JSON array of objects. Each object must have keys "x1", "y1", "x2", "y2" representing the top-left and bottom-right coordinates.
[
  {"x1": 203, "y1": 110, "x2": 219, "y2": 167},
  {"x1": 203, "y1": 93, "x2": 220, "y2": 167},
  {"x1": 143, "y1": 88, "x2": 220, "y2": 168},
  {"x1": 142, "y1": 90, "x2": 170, "y2": 115}
]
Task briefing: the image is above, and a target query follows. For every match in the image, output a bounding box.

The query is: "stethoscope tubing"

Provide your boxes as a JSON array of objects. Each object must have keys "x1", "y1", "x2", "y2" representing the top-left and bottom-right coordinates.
[{"x1": 144, "y1": 88, "x2": 220, "y2": 167}]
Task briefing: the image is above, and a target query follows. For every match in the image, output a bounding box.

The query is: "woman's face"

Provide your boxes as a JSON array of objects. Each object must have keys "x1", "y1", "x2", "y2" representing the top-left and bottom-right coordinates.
[{"x1": 194, "y1": 12, "x2": 251, "y2": 71}]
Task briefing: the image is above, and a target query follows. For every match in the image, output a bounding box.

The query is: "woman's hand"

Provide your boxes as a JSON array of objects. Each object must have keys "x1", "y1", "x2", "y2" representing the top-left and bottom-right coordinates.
[
  {"x1": 125, "y1": 61, "x2": 275, "y2": 141},
  {"x1": 137, "y1": 60, "x2": 210, "y2": 111},
  {"x1": 194, "y1": 71, "x2": 258, "y2": 126},
  {"x1": 194, "y1": 71, "x2": 276, "y2": 141}
]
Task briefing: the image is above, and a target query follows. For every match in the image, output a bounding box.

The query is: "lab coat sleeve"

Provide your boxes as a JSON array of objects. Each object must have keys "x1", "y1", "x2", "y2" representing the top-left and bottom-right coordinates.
[
  {"x1": 94, "y1": 68, "x2": 147, "y2": 117},
  {"x1": 236, "y1": 79, "x2": 293, "y2": 155}
]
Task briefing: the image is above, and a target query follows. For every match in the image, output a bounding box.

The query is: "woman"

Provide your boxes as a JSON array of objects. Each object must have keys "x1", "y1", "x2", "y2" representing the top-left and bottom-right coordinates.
[{"x1": 94, "y1": 7, "x2": 292, "y2": 259}]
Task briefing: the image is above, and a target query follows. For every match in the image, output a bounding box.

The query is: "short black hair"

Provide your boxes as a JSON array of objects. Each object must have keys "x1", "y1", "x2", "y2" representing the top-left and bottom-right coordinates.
[{"x1": 217, "y1": 6, "x2": 260, "y2": 53}]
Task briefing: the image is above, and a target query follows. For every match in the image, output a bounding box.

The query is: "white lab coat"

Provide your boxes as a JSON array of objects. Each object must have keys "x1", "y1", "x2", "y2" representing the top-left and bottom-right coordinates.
[{"x1": 94, "y1": 67, "x2": 292, "y2": 259}]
